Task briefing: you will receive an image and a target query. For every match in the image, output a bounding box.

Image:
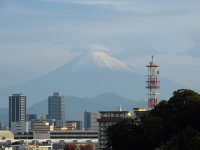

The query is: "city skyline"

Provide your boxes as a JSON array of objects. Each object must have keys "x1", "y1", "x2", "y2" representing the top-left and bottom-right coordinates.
[
  {"x1": 0, "y1": 0, "x2": 200, "y2": 93},
  {"x1": 2, "y1": 0, "x2": 199, "y2": 145}
]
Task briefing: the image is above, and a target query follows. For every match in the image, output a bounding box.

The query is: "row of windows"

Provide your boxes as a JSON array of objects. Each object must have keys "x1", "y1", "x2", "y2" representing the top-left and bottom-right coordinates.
[
  {"x1": 99, "y1": 122, "x2": 114, "y2": 126},
  {"x1": 50, "y1": 136, "x2": 97, "y2": 139},
  {"x1": 51, "y1": 132, "x2": 98, "y2": 135},
  {"x1": 101, "y1": 113, "x2": 130, "y2": 118}
]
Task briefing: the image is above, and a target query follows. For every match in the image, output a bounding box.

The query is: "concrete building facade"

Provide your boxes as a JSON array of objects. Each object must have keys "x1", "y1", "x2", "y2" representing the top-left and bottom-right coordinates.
[
  {"x1": 10, "y1": 122, "x2": 29, "y2": 135},
  {"x1": 0, "y1": 139, "x2": 97, "y2": 150},
  {"x1": 97, "y1": 111, "x2": 132, "y2": 150},
  {"x1": 0, "y1": 131, "x2": 14, "y2": 140},
  {"x1": 66, "y1": 121, "x2": 83, "y2": 130},
  {"x1": 33, "y1": 121, "x2": 54, "y2": 139},
  {"x1": 133, "y1": 108, "x2": 148, "y2": 119},
  {"x1": 50, "y1": 130, "x2": 98, "y2": 139}
]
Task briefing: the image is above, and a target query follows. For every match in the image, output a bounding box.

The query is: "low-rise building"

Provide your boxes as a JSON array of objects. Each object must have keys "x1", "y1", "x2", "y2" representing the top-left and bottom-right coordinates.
[
  {"x1": 32, "y1": 121, "x2": 98, "y2": 140},
  {"x1": 0, "y1": 123, "x2": 8, "y2": 131},
  {"x1": 50, "y1": 130, "x2": 98, "y2": 139},
  {"x1": 97, "y1": 110, "x2": 132, "y2": 150},
  {"x1": 66, "y1": 122, "x2": 76, "y2": 130},
  {"x1": 10, "y1": 140, "x2": 52, "y2": 150},
  {"x1": 0, "y1": 145, "x2": 13, "y2": 150},
  {"x1": 133, "y1": 108, "x2": 148, "y2": 122},
  {"x1": 10, "y1": 122, "x2": 29, "y2": 135},
  {"x1": 0, "y1": 131, "x2": 14, "y2": 141},
  {"x1": 14, "y1": 133, "x2": 33, "y2": 140},
  {"x1": 27, "y1": 114, "x2": 48, "y2": 131},
  {"x1": 66, "y1": 121, "x2": 83, "y2": 130},
  {"x1": 33, "y1": 121, "x2": 54, "y2": 139},
  {"x1": 0, "y1": 139, "x2": 97, "y2": 150}
]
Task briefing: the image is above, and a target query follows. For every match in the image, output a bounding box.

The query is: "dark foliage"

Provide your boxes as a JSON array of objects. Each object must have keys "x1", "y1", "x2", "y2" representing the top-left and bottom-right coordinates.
[{"x1": 106, "y1": 89, "x2": 200, "y2": 150}]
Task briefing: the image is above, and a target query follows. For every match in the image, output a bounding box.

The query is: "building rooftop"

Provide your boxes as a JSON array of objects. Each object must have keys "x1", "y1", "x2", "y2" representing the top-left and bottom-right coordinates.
[
  {"x1": 133, "y1": 108, "x2": 148, "y2": 111},
  {"x1": 11, "y1": 93, "x2": 24, "y2": 96},
  {"x1": 0, "y1": 131, "x2": 14, "y2": 140},
  {"x1": 99, "y1": 111, "x2": 132, "y2": 113}
]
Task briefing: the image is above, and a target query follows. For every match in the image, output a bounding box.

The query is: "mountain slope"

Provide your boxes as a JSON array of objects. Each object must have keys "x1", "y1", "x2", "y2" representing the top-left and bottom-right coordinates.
[
  {"x1": 0, "y1": 51, "x2": 184, "y2": 107},
  {"x1": 0, "y1": 93, "x2": 146, "y2": 124},
  {"x1": 65, "y1": 51, "x2": 131, "y2": 71},
  {"x1": 28, "y1": 93, "x2": 146, "y2": 121}
]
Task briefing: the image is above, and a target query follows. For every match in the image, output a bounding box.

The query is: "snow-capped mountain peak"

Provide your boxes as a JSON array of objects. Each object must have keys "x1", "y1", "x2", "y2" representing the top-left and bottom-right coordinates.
[{"x1": 68, "y1": 51, "x2": 131, "y2": 71}]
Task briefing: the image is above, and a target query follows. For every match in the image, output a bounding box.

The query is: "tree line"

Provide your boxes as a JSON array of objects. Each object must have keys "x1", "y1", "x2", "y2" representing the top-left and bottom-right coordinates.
[{"x1": 106, "y1": 89, "x2": 200, "y2": 150}]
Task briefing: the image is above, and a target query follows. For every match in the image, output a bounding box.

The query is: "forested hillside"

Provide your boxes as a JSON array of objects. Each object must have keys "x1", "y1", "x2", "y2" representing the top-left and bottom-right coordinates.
[{"x1": 107, "y1": 89, "x2": 200, "y2": 150}]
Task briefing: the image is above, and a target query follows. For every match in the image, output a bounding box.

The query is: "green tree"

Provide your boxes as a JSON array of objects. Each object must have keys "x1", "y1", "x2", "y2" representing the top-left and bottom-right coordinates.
[{"x1": 107, "y1": 89, "x2": 200, "y2": 150}]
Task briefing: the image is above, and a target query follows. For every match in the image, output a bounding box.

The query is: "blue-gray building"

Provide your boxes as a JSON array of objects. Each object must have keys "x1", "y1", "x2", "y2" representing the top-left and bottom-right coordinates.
[
  {"x1": 9, "y1": 94, "x2": 27, "y2": 129},
  {"x1": 84, "y1": 110, "x2": 98, "y2": 131},
  {"x1": 48, "y1": 92, "x2": 65, "y2": 127},
  {"x1": 9, "y1": 94, "x2": 28, "y2": 134}
]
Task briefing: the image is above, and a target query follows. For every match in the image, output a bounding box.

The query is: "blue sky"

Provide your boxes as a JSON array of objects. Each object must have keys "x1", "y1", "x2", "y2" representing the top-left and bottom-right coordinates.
[{"x1": 0, "y1": 0, "x2": 200, "y2": 91}]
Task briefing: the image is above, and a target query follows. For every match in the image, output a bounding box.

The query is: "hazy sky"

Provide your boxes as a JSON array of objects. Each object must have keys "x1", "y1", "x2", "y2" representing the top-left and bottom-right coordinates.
[{"x1": 0, "y1": 0, "x2": 200, "y2": 91}]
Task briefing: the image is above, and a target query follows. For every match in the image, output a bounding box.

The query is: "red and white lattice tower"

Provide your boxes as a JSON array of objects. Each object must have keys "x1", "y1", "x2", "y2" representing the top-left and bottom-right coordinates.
[{"x1": 146, "y1": 56, "x2": 160, "y2": 108}]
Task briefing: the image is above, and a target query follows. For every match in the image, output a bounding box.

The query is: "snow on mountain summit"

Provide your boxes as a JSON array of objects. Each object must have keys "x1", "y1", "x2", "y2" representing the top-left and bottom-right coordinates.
[{"x1": 68, "y1": 51, "x2": 131, "y2": 71}]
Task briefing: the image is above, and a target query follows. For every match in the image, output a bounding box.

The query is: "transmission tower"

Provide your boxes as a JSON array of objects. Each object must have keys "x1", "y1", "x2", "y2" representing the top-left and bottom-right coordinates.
[{"x1": 146, "y1": 56, "x2": 160, "y2": 108}]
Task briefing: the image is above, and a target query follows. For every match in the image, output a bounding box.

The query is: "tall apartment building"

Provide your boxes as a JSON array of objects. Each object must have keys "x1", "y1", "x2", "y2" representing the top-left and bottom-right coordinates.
[
  {"x1": 84, "y1": 110, "x2": 98, "y2": 131},
  {"x1": 48, "y1": 92, "x2": 65, "y2": 127},
  {"x1": 9, "y1": 93, "x2": 28, "y2": 134},
  {"x1": 97, "y1": 110, "x2": 132, "y2": 150}
]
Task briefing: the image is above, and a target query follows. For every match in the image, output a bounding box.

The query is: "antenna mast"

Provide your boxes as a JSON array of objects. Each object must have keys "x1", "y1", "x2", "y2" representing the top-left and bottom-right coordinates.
[{"x1": 146, "y1": 56, "x2": 160, "y2": 108}]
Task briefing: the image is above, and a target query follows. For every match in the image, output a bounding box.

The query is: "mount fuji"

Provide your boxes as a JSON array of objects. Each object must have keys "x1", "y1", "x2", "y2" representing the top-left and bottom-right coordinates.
[
  {"x1": 65, "y1": 51, "x2": 132, "y2": 71},
  {"x1": 0, "y1": 50, "x2": 184, "y2": 107}
]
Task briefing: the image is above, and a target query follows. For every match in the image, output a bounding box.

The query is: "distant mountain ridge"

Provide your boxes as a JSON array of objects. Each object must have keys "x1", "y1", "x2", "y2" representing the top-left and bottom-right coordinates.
[
  {"x1": 28, "y1": 92, "x2": 147, "y2": 120},
  {"x1": 0, "y1": 50, "x2": 184, "y2": 107},
  {"x1": 0, "y1": 93, "x2": 147, "y2": 125}
]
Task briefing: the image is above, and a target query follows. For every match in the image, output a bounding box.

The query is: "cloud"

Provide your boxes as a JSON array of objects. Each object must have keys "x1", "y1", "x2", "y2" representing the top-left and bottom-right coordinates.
[
  {"x1": 1, "y1": 0, "x2": 200, "y2": 91},
  {"x1": 0, "y1": 1, "x2": 49, "y2": 16},
  {"x1": 88, "y1": 44, "x2": 109, "y2": 51},
  {"x1": 68, "y1": 44, "x2": 110, "y2": 55},
  {"x1": 43, "y1": 0, "x2": 200, "y2": 14},
  {"x1": 2, "y1": 0, "x2": 200, "y2": 55}
]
